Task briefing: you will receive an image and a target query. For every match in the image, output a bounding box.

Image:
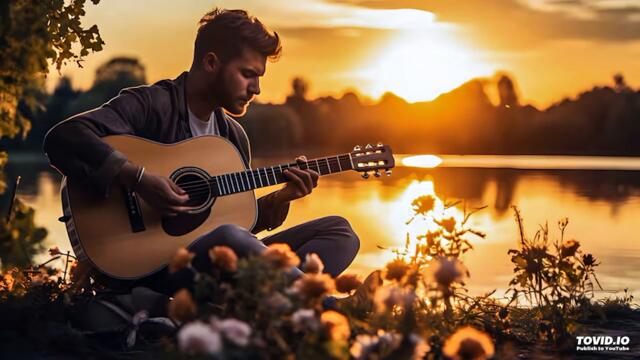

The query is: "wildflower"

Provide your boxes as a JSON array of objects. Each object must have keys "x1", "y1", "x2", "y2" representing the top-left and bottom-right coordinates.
[
  {"x1": 208, "y1": 246, "x2": 238, "y2": 272},
  {"x1": 443, "y1": 326, "x2": 495, "y2": 360},
  {"x1": 373, "y1": 286, "x2": 410, "y2": 312},
  {"x1": 558, "y1": 217, "x2": 569, "y2": 229},
  {"x1": 289, "y1": 273, "x2": 335, "y2": 299},
  {"x1": 302, "y1": 253, "x2": 324, "y2": 274},
  {"x1": 428, "y1": 257, "x2": 468, "y2": 287},
  {"x1": 385, "y1": 259, "x2": 410, "y2": 282},
  {"x1": 291, "y1": 308, "x2": 319, "y2": 332},
  {"x1": 30, "y1": 268, "x2": 50, "y2": 286},
  {"x1": 0, "y1": 271, "x2": 15, "y2": 291},
  {"x1": 560, "y1": 239, "x2": 580, "y2": 257},
  {"x1": 335, "y1": 274, "x2": 362, "y2": 294},
  {"x1": 177, "y1": 321, "x2": 222, "y2": 355},
  {"x1": 412, "y1": 195, "x2": 435, "y2": 215},
  {"x1": 582, "y1": 253, "x2": 597, "y2": 266},
  {"x1": 378, "y1": 329, "x2": 403, "y2": 349},
  {"x1": 350, "y1": 334, "x2": 378, "y2": 359},
  {"x1": 168, "y1": 288, "x2": 197, "y2": 323},
  {"x1": 48, "y1": 247, "x2": 62, "y2": 257},
  {"x1": 169, "y1": 248, "x2": 195, "y2": 274},
  {"x1": 410, "y1": 333, "x2": 431, "y2": 359},
  {"x1": 218, "y1": 318, "x2": 252, "y2": 347},
  {"x1": 320, "y1": 310, "x2": 350, "y2": 341},
  {"x1": 265, "y1": 292, "x2": 292, "y2": 312},
  {"x1": 262, "y1": 243, "x2": 300, "y2": 270},
  {"x1": 440, "y1": 217, "x2": 457, "y2": 233}
]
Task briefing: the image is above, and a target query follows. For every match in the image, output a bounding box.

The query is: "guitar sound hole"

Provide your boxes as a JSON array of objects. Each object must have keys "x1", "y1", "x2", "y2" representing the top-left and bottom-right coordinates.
[{"x1": 175, "y1": 174, "x2": 211, "y2": 208}]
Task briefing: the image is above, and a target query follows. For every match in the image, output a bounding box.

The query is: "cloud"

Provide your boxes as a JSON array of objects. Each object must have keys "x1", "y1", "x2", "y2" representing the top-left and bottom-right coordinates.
[{"x1": 327, "y1": 0, "x2": 640, "y2": 48}]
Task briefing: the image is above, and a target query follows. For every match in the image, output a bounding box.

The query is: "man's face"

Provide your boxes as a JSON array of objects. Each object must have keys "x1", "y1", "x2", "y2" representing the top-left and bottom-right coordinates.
[{"x1": 210, "y1": 47, "x2": 266, "y2": 116}]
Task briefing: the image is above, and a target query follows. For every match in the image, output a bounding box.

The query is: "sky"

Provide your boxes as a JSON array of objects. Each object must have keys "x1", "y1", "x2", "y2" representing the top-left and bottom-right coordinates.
[{"x1": 48, "y1": 0, "x2": 640, "y2": 108}]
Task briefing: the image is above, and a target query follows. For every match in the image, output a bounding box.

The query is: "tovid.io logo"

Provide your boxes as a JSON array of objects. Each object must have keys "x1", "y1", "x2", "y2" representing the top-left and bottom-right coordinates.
[{"x1": 576, "y1": 336, "x2": 631, "y2": 352}]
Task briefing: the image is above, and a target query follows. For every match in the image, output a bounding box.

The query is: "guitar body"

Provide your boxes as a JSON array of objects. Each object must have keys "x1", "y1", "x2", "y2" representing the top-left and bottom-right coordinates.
[{"x1": 62, "y1": 135, "x2": 257, "y2": 280}]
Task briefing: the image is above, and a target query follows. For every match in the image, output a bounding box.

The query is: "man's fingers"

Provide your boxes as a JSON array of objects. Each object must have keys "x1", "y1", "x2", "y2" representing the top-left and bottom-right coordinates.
[
  {"x1": 168, "y1": 179, "x2": 187, "y2": 196},
  {"x1": 309, "y1": 170, "x2": 319, "y2": 187},
  {"x1": 283, "y1": 169, "x2": 309, "y2": 194}
]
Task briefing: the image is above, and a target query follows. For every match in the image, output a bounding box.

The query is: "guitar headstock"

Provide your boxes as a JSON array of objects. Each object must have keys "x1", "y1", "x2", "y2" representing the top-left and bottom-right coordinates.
[{"x1": 350, "y1": 143, "x2": 395, "y2": 178}]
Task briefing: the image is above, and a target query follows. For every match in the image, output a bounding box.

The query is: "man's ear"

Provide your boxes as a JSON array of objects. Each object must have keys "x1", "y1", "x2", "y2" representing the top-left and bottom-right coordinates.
[{"x1": 202, "y1": 52, "x2": 220, "y2": 74}]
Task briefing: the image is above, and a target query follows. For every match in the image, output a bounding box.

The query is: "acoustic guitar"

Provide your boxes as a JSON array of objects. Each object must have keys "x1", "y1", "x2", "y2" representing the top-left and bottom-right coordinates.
[{"x1": 60, "y1": 135, "x2": 395, "y2": 279}]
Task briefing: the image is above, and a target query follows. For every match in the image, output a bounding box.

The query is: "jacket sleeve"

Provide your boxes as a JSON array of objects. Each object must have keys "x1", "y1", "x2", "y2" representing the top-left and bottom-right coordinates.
[
  {"x1": 43, "y1": 87, "x2": 149, "y2": 196},
  {"x1": 252, "y1": 192, "x2": 290, "y2": 234}
]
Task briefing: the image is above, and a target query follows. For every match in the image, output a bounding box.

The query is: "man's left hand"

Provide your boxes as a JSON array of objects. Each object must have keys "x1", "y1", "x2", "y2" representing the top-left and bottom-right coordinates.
[{"x1": 275, "y1": 156, "x2": 319, "y2": 203}]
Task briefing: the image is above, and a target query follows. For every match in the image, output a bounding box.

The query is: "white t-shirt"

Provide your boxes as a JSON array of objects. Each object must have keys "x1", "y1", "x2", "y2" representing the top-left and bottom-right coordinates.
[{"x1": 188, "y1": 108, "x2": 219, "y2": 136}]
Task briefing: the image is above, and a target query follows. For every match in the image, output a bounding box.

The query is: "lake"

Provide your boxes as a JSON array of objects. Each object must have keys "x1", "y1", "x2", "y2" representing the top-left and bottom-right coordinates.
[{"x1": 6, "y1": 154, "x2": 640, "y2": 300}]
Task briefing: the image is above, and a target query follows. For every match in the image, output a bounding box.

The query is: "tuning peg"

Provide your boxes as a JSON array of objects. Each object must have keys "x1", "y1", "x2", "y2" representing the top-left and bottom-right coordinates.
[
  {"x1": 374, "y1": 170, "x2": 381, "y2": 177},
  {"x1": 365, "y1": 143, "x2": 373, "y2": 149},
  {"x1": 377, "y1": 142, "x2": 383, "y2": 147},
  {"x1": 361, "y1": 172, "x2": 370, "y2": 179},
  {"x1": 353, "y1": 145, "x2": 362, "y2": 151},
  {"x1": 385, "y1": 169, "x2": 393, "y2": 176}
]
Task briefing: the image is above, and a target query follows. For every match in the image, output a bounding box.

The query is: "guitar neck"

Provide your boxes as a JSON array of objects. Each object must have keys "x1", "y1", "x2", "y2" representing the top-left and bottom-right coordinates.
[{"x1": 210, "y1": 153, "x2": 354, "y2": 196}]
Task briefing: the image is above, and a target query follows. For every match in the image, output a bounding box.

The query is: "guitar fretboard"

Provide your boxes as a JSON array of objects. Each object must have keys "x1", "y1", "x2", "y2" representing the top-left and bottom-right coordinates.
[{"x1": 209, "y1": 154, "x2": 354, "y2": 196}]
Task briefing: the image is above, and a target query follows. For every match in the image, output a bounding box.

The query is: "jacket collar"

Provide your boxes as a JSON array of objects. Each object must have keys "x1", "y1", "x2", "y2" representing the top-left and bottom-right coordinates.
[{"x1": 176, "y1": 71, "x2": 229, "y2": 138}]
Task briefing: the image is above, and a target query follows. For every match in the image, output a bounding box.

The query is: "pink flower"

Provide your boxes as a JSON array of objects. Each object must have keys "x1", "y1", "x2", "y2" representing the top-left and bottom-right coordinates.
[
  {"x1": 177, "y1": 321, "x2": 222, "y2": 355},
  {"x1": 216, "y1": 318, "x2": 252, "y2": 347}
]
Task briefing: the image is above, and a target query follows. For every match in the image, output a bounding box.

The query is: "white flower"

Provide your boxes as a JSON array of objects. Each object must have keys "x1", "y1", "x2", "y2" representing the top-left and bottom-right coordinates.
[
  {"x1": 291, "y1": 308, "x2": 319, "y2": 332},
  {"x1": 350, "y1": 334, "x2": 379, "y2": 359},
  {"x1": 177, "y1": 321, "x2": 222, "y2": 355},
  {"x1": 218, "y1": 318, "x2": 252, "y2": 347}
]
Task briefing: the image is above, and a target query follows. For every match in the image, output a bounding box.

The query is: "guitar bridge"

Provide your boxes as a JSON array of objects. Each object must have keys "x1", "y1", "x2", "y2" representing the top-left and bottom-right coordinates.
[{"x1": 123, "y1": 188, "x2": 145, "y2": 233}]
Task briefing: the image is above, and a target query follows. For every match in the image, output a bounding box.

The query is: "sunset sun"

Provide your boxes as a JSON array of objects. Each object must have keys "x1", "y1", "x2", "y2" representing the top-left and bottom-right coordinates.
[{"x1": 360, "y1": 30, "x2": 496, "y2": 102}]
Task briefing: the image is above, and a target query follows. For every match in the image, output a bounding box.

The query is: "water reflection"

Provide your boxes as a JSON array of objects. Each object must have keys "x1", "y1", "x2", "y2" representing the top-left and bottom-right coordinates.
[{"x1": 4, "y1": 156, "x2": 640, "y2": 300}]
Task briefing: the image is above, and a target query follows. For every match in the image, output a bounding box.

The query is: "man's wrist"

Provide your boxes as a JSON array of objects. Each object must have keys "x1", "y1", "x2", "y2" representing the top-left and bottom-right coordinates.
[{"x1": 118, "y1": 161, "x2": 140, "y2": 189}]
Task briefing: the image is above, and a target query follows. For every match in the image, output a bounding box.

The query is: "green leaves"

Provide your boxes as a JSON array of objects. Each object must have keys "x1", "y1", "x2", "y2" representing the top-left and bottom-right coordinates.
[{"x1": 0, "y1": 0, "x2": 104, "y2": 144}]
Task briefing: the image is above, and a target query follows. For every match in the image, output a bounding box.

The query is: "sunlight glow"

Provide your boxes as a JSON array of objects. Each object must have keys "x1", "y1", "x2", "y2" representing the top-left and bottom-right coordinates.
[
  {"x1": 359, "y1": 30, "x2": 496, "y2": 102},
  {"x1": 387, "y1": 180, "x2": 465, "y2": 259},
  {"x1": 402, "y1": 155, "x2": 443, "y2": 168}
]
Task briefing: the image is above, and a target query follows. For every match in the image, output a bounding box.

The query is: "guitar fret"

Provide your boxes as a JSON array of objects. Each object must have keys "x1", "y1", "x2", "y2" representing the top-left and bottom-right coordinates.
[
  {"x1": 262, "y1": 168, "x2": 269, "y2": 186},
  {"x1": 222, "y1": 175, "x2": 229, "y2": 194},
  {"x1": 216, "y1": 177, "x2": 222, "y2": 196},
  {"x1": 337, "y1": 156, "x2": 342, "y2": 172},
  {"x1": 325, "y1": 158, "x2": 331, "y2": 174},
  {"x1": 244, "y1": 171, "x2": 251, "y2": 190},
  {"x1": 229, "y1": 174, "x2": 236, "y2": 193},
  {"x1": 250, "y1": 169, "x2": 257, "y2": 188},
  {"x1": 257, "y1": 168, "x2": 263, "y2": 187},
  {"x1": 271, "y1": 167, "x2": 278, "y2": 184}
]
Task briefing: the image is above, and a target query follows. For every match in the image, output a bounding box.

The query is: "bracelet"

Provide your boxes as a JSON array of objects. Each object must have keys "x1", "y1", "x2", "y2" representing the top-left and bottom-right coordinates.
[{"x1": 132, "y1": 166, "x2": 145, "y2": 190}]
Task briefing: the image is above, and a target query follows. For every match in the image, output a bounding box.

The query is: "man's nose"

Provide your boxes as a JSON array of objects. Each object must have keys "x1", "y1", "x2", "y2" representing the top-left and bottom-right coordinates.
[{"x1": 249, "y1": 79, "x2": 260, "y2": 96}]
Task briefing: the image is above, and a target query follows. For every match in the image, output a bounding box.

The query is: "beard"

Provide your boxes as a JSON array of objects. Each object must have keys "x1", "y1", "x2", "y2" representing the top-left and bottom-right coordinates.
[{"x1": 209, "y1": 67, "x2": 247, "y2": 116}]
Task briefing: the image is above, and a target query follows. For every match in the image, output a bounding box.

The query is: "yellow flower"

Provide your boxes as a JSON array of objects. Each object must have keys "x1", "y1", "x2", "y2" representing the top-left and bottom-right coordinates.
[
  {"x1": 208, "y1": 246, "x2": 238, "y2": 272},
  {"x1": 262, "y1": 243, "x2": 300, "y2": 270},
  {"x1": 385, "y1": 259, "x2": 410, "y2": 282},
  {"x1": 443, "y1": 326, "x2": 495, "y2": 360},
  {"x1": 169, "y1": 248, "x2": 195, "y2": 274},
  {"x1": 427, "y1": 257, "x2": 468, "y2": 287},
  {"x1": 411, "y1": 195, "x2": 435, "y2": 215},
  {"x1": 168, "y1": 288, "x2": 197, "y2": 323},
  {"x1": 335, "y1": 274, "x2": 362, "y2": 294},
  {"x1": 48, "y1": 247, "x2": 62, "y2": 257},
  {"x1": 302, "y1": 253, "x2": 324, "y2": 274},
  {"x1": 373, "y1": 286, "x2": 413, "y2": 312},
  {"x1": 320, "y1": 310, "x2": 350, "y2": 341},
  {"x1": 561, "y1": 239, "x2": 580, "y2": 257},
  {"x1": 289, "y1": 273, "x2": 335, "y2": 299},
  {"x1": 440, "y1": 217, "x2": 457, "y2": 233}
]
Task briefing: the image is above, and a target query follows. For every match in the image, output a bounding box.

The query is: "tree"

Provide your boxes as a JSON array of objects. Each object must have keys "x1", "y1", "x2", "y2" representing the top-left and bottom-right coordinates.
[{"x1": 0, "y1": 0, "x2": 104, "y2": 267}]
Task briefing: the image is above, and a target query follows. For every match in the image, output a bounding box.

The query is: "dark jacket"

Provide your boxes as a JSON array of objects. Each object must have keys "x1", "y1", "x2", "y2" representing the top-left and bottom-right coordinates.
[{"x1": 43, "y1": 71, "x2": 288, "y2": 233}]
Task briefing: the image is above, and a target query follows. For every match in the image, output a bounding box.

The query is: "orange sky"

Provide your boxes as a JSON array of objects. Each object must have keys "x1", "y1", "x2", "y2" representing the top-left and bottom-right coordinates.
[{"x1": 47, "y1": 0, "x2": 640, "y2": 108}]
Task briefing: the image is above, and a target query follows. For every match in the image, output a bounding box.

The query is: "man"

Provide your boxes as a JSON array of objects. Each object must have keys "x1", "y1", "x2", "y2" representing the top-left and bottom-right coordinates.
[{"x1": 43, "y1": 8, "x2": 360, "y2": 294}]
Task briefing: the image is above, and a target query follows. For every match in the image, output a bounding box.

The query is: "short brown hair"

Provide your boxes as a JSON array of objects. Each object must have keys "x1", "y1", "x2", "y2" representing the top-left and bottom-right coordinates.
[{"x1": 194, "y1": 8, "x2": 282, "y2": 65}]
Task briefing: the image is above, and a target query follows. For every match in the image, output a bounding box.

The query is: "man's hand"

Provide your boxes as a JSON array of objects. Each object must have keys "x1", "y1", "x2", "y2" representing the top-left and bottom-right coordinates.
[
  {"x1": 118, "y1": 161, "x2": 195, "y2": 216},
  {"x1": 275, "y1": 156, "x2": 319, "y2": 203}
]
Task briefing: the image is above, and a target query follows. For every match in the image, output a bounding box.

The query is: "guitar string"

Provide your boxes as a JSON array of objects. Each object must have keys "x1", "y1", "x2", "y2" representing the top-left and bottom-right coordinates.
[
  {"x1": 175, "y1": 156, "x2": 353, "y2": 192},
  {"x1": 174, "y1": 155, "x2": 352, "y2": 190},
  {"x1": 177, "y1": 157, "x2": 354, "y2": 198}
]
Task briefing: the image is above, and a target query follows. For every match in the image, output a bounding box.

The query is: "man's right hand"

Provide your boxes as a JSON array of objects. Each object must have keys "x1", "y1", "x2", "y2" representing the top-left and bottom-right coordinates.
[{"x1": 118, "y1": 161, "x2": 194, "y2": 216}]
